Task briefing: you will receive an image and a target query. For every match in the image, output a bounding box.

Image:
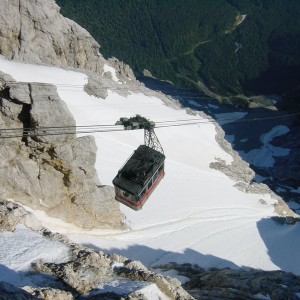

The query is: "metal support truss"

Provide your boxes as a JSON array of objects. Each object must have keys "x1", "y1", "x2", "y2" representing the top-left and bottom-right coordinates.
[
  {"x1": 144, "y1": 128, "x2": 164, "y2": 155},
  {"x1": 116, "y1": 114, "x2": 164, "y2": 155}
]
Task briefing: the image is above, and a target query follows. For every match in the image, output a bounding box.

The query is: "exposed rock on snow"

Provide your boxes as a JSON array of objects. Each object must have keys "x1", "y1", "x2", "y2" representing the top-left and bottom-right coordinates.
[
  {"x1": 0, "y1": 200, "x2": 42, "y2": 232},
  {"x1": 0, "y1": 76, "x2": 124, "y2": 229},
  {"x1": 0, "y1": 0, "x2": 105, "y2": 72},
  {"x1": 0, "y1": 200, "x2": 193, "y2": 300},
  {"x1": 209, "y1": 116, "x2": 298, "y2": 220},
  {"x1": 158, "y1": 262, "x2": 300, "y2": 300},
  {"x1": 108, "y1": 57, "x2": 136, "y2": 82},
  {"x1": 83, "y1": 58, "x2": 139, "y2": 100},
  {"x1": 180, "y1": 107, "x2": 297, "y2": 220},
  {"x1": 210, "y1": 122, "x2": 255, "y2": 183},
  {"x1": 22, "y1": 287, "x2": 73, "y2": 300}
]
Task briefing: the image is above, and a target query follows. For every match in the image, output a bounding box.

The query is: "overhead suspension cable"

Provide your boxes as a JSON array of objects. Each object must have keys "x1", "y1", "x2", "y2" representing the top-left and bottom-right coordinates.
[
  {"x1": 0, "y1": 111, "x2": 297, "y2": 133},
  {"x1": 0, "y1": 110, "x2": 299, "y2": 139},
  {"x1": 0, "y1": 80, "x2": 289, "y2": 103}
]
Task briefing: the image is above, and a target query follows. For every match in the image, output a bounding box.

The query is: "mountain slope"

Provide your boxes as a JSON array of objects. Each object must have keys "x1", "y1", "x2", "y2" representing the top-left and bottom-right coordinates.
[
  {"x1": 0, "y1": 0, "x2": 300, "y2": 299},
  {"x1": 1, "y1": 56, "x2": 299, "y2": 277},
  {"x1": 56, "y1": 0, "x2": 300, "y2": 98}
]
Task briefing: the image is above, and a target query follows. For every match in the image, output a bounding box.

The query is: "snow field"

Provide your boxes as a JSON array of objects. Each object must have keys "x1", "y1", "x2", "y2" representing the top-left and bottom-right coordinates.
[
  {"x1": 1, "y1": 57, "x2": 300, "y2": 276},
  {"x1": 0, "y1": 225, "x2": 70, "y2": 286},
  {"x1": 241, "y1": 125, "x2": 291, "y2": 168}
]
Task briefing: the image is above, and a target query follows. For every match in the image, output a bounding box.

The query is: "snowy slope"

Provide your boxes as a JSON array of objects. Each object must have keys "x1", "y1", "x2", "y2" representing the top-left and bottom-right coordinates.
[
  {"x1": 1, "y1": 57, "x2": 300, "y2": 276},
  {"x1": 0, "y1": 225, "x2": 70, "y2": 287}
]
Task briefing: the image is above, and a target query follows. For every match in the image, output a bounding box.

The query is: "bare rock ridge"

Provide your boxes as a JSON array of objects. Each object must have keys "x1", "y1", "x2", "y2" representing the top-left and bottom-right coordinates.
[
  {"x1": 0, "y1": 0, "x2": 105, "y2": 72},
  {"x1": 0, "y1": 200, "x2": 194, "y2": 300},
  {"x1": 158, "y1": 262, "x2": 300, "y2": 300},
  {"x1": 0, "y1": 0, "x2": 126, "y2": 229},
  {"x1": 0, "y1": 74, "x2": 123, "y2": 229}
]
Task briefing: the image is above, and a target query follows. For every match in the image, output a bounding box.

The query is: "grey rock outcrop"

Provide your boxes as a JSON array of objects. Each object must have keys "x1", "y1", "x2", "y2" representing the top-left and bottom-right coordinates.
[
  {"x1": 0, "y1": 200, "x2": 42, "y2": 232},
  {"x1": 157, "y1": 262, "x2": 300, "y2": 300},
  {"x1": 108, "y1": 57, "x2": 136, "y2": 82},
  {"x1": 1, "y1": 200, "x2": 193, "y2": 300},
  {"x1": 32, "y1": 246, "x2": 194, "y2": 300},
  {"x1": 22, "y1": 287, "x2": 73, "y2": 300},
  {"x1": 83, "y1": 58, "x2": 138, "y2": 100},
  {"x1": 0, "y1": 76, "x2": 124, "y2": 229},
  {"x1": 209, "y1": 120, "x2": 255, "y2": 183},
  {"x1": 0, "y1": 0, "x2": 105, "y2": 72}
]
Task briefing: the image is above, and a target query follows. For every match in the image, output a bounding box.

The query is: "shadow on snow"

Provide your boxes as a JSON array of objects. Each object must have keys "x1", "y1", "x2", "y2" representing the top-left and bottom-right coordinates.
[
  {"x1": 83, "y1": 243, "x2": 239, "y2": 270},
  {"x1": 257, "y1": 217, "x2": 300, "y2": 275}
]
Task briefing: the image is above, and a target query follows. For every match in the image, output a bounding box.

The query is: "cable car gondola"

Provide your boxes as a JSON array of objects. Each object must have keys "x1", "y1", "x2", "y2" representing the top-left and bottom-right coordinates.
[{"x1": 112, "y1": 115, "x2": 165, "y2": 211}]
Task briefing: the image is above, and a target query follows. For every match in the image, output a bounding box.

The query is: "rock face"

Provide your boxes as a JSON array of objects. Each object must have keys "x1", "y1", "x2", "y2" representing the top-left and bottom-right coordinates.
[
  {"x1": 0, "y1": 75, "x2": 124, "y2": 229},
  {"x1": 0, "y1": 200, "x2": 193, "y2": 300},
  {"x1": 0, "y1": 200, "x2": 42, "y2": 232},
  {"x1": 0, "y1": 0, "x2": 105, "y2": 72},
  {"x1": 158, "y1": 263, "x2": 300, "y2": 300},
  {"x1": 108, "y1": 57, "x2": 136, "y2": 81}
]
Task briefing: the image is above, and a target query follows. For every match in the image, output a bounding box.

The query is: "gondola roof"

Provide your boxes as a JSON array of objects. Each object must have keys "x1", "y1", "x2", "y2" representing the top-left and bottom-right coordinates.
[{"x1": 113, "y1": 145, "x2": 165, "y2": 195}]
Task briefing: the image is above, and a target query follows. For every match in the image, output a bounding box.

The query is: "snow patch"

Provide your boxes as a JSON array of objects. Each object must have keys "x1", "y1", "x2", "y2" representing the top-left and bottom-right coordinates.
[
  {"x1": 0, "y1": 225, "x2": 69, "y2": 286},
  {"x1": 260, "y1": 125, "x2": 289, "y2": 144},
  {"x1": 208, "y1": 103, "x2": 219, "y2": 109},
  {"x1": 111, "y1": 261, "x2": 124, "y2": 269},
  {"x1": 241, "y1": 125, "x2": 290, "y2": 168},
  {"x1": 155, "y1": 268, "x2": 190, "y2": 284},
  {"x1": 91, "y1": 280, "x2": 169, "y2": 299},
  {"x1": 236, "y1": 14, "x2": 247, "y2": 27},
  {"x1": 103, "y1": 64, "x2": 121, "y2": 83},
  {"x1": 188, "y1": 100, "x2": 201, "y2": 107},
  {"x1": 215, "y1": 112, "x2": 248, "y2": 125},
  {"x1": 253, "y1": 293, "x2": 271, "y2": 300}
]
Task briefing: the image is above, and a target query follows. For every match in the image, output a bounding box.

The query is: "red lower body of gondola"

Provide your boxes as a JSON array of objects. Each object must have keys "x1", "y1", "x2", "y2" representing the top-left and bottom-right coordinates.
[{"x1": 115, "y1": 169, "x2": 165, "y2": 210}]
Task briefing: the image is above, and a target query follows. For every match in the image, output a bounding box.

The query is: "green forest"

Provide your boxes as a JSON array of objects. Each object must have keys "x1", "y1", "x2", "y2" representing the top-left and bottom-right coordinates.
[{"x1": 55, "y1": 0, "x2": 300, "y2": 100}]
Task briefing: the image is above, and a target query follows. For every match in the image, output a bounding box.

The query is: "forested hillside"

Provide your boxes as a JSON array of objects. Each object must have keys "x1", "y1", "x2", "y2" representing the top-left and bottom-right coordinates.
[{"x1": 56, "y1": 0, "x2": 300, "y2": 99}]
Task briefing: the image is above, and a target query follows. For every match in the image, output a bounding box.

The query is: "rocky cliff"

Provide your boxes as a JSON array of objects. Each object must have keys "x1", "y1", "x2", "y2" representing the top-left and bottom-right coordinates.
[
  {"x1": 0, "y1": 73, "x2": 123, "y2": 229},
  {"x1": 0, "y1": 0, "x2": 126, "y2": 229},
  {"x1": 0, "y1": 0, "x2": 105, "y2": 72},
  {"x1": 157, "y1": 262, "x2": 300, "y2": 300}
]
